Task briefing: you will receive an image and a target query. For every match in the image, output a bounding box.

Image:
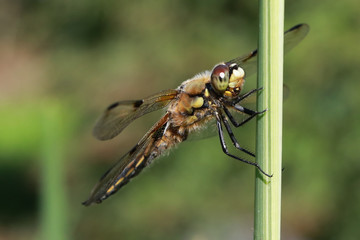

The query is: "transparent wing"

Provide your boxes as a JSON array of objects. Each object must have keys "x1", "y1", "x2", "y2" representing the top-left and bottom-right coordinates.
[
  {"x1": 186, "y1": 118, "x2": 217, "y2": 141},
  {"x1": 226, "y1": 23, "x2": 310, "y2": 77},
  {"x1": 93, "y1": 89, "x2": 178, "y2": 140},
  {"x1": 83, "y1": 113, "x2": 170, "y2": 205},
  {"x1": 238, "y1": 84, "x2": 290, "y2": 108}
]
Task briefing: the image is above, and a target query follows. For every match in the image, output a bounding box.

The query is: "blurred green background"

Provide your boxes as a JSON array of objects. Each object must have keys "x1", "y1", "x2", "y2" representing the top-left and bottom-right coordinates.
[{"x1": 1, "y1": 0, "x2": 360, "y2": 239}]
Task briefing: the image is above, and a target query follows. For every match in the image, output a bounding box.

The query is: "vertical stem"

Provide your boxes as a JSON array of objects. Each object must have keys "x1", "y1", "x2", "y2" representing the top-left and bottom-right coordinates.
[
  {"x1": 254, "y1": 0, "x2": 284, "y2": 239},
  {"x1": 41, "y1": 100, "x2": 68, "y2": 240}
]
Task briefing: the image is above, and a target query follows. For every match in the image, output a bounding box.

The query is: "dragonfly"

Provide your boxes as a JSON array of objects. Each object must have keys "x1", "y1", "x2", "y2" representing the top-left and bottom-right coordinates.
[{"x1": 83, "y1": 24, "x2": 309, "y2": 206}]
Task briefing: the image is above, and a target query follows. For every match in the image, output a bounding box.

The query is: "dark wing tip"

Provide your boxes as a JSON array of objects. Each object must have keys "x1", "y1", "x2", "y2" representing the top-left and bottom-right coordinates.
[
  {"x1": 82, "y1": 197, "x2": 103, "y2": 206},
  {"x1": 287, "y1": 23, "x2": 304, "y2": 32},
  {"x1": 286, "y1": 23, "x2": 310, "y2": 35},
  {"x1": 133, "y1": 100, "x2": 144, "y2": 108},
  {"x1": 107, "y1": 102, "x2": 120, "y2": 111},
  {"x1": 82, "y1": 199, "x2": 92, "y2": 206},
  {"x1": 287, "y1": 23, "x2": 309, "y2": 32}
]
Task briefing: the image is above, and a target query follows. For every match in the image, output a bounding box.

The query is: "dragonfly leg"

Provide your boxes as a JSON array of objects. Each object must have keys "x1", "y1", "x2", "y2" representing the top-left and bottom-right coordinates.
[
  {"x1": 219, "y1": 112, "x2": 255, "y2": 157},
  {"x1": 215, "y1": 114, "x2": 272, "y2": 177},
  {"x1": 231, "y1": 87, "x2": 263, "y2": 104},
  {"x1": 223, "y1": 106, "x2": 266, "y2": 127}
]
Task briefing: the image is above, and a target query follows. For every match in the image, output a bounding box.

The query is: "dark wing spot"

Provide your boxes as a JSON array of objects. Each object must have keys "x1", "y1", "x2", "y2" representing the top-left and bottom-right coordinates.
[
  {"x1": 243, "y1": 50, "x2": 257, "y2": 62},
  {"x1": 133, "y1": 100, "x2": 143, "y2": 108},
  {"x1": 286, "y1": 23, "x2": 302, "y2": 32},
  {"x1": 82, "y1": 199, "x2": 94, "y2": 206},
  {"x1": 152, "y1": 125, "x2": 166, "y2": 140},
  {"x1": 107, "y1": 102, "x2": 119, "y2": 110},
  {"x1": 129, "y1": 144, "x2": 138, "y2": 155}
]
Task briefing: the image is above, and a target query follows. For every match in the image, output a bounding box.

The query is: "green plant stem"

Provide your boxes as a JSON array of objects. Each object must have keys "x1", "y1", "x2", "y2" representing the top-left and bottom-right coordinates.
[
  {"x1": 254, "y1": 0, "x2": 284, "y2": 239},
  {"x1": 41, "y1": 100, "x2": 68, "y2": 240}
]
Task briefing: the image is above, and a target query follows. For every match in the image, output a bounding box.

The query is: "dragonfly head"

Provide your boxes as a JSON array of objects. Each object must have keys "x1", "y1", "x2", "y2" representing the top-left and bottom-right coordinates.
[{"x1": 210, "y1": 63, "x2": 245, "y2": 98}]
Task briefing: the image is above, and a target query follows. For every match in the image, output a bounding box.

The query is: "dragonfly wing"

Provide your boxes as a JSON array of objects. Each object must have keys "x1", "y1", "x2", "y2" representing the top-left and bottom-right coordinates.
[
  {"x1": 283, "y1": 24, "x2": 310, "y2": 56},
  {"x1": 83, "y1": 113, "x2": 170, "y2": 206},
  {"x1": 82, "y1": 143, "x2": 149, "y2": 206},
  {"x1": 93, "y1": 89, "x2": 178, "y2": 140},
  {"x1": 186, "y1": 118, "x2": 217, "y2": 141},
  {"x1": 226, "y1": 23, "x2": 310, "y2": 77},
  {"x1": 237, "y1": 84, "x2": 290, "y2": 107}
]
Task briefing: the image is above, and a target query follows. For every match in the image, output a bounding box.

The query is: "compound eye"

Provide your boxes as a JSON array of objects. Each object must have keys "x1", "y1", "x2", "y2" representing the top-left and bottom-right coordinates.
[{"x1": 210, "y1": 64, "x2": 230, "y2": 93}]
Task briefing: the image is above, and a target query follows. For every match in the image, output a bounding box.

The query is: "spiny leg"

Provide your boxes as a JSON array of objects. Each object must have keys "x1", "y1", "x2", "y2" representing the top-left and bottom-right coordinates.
[
  {"x1": 219, "y1": 111, "x2": 255, "y2": 157},
  {"x1": 215, "y1": 113, "x2": 272, "y2": 177},
  {"x1": 222, "y1": 105, "x2": 266, "y2": 127},
  {"x1": 230, "y1": 87, "x2": 263, "y2": 104}
]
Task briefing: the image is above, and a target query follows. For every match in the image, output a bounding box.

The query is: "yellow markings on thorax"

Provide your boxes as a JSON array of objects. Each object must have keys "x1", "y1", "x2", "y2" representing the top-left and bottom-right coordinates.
[
  {"x1": 178, "y1": 94, "x2": 204, "y2": 114},
  {"x1": 185, "y1": 115, "x2": 198, "y2": 125},
  {"x1": 204, "y1": 88, "x2": 210, "y2": 97},
  {"x1": 191, "y1": 96, "x2": 204, "y2": 109},
  {"x1": 224, "y1": 91, "x2": 232, "y2": 97}
]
